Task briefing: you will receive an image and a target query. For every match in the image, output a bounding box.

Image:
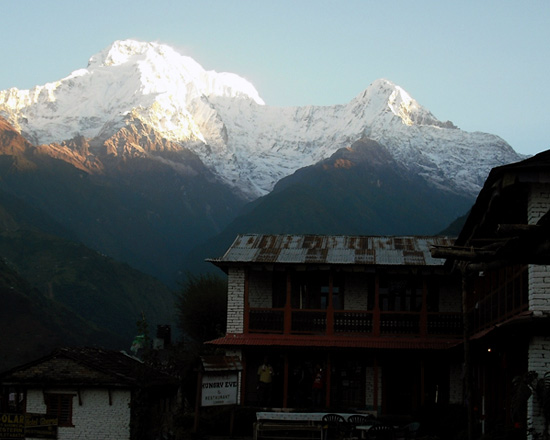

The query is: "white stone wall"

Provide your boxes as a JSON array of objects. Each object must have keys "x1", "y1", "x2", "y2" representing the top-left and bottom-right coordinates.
[
  {"x1": 529, "y1": 265, "x2": 550, "y2": 313},
  {"x1": 364, "y1": 365, "x2": 381, "y2": 414},
  {"x1": 248, "y1": 271, "x2": 272, "y2": 308},
  {"x1": 528, "y1": 185, "x2": 550, "y2": 313},
  {"x1": 26, "y1": 388, "x2": 131, "y2": 440},
  {"x1": 526, "y1": 185, "x2": 550, "y2": 437},
  {"x1": 528, "y1": 184, "x2": 550, "y2": 226},
  {"x1": 345, "y1": 274, "x2": 370, "y2": 310},
  {"x1": 448, "y1": 362, "x2": 463, "y2": 405},
  {"x1": 527, "y1": 336, "x2": 550, "y2": 437},
  {"x1": 227, "y1": 268, "x2": 245, "y2": 333},
  {"x1": 439, "y1": 283, "x2": 461, "y2": 312}
]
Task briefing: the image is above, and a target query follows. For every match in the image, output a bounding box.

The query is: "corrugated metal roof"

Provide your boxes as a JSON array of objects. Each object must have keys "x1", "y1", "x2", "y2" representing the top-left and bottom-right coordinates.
[
  {"x1": 206, "y1": 333, "x2": 460, "y2": 350},
  {"x1": 209, "y1": 234, "x2": 454, "y2": 267}
]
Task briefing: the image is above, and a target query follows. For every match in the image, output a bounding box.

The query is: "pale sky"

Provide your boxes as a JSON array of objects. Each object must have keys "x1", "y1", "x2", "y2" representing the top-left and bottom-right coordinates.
[{"x1": 2, "y1": 0, "x2": 549, "y2": 156}]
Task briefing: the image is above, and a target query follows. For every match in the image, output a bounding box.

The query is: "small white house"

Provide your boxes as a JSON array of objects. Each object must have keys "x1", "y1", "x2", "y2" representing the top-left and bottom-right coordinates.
[{"x1": 0, "y1": 347, "x2": 179, "y2": 440}]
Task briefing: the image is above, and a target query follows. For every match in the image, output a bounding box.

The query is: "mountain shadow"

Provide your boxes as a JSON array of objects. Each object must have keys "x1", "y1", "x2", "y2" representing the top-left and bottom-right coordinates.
[
  {"x1": 0, "y1": 117, "x2": 247, "y2": 285},
  {"x1": 0, "y1": 256, "x2": 127, "y2": 371},
  {"x1": 0, "y1": 185, "x2": 177, "y2": 365},
  {"x1": 181, "y1": 138, "x2": 474, "y2": 275}
]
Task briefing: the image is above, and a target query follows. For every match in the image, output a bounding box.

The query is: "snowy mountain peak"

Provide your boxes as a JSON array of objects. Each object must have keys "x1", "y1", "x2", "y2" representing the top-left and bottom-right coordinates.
[
  {"x1": 0, "y1": 40, "x2": 521, "y2": 200},
  {"x1": 357, "y1": 78, "x2": 454, "y2": 129},
  {"x1": 85, "y1": 39, "x2": 264, "y2": 104},
  {"x1": 0, "y1": 39, "x2": 264, "y2": 143}
]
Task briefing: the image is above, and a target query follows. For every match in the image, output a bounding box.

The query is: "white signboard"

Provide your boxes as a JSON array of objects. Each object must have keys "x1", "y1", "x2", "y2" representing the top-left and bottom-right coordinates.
[{"x1": 201, "y1": 372, "x2": 239, "y2": 406}]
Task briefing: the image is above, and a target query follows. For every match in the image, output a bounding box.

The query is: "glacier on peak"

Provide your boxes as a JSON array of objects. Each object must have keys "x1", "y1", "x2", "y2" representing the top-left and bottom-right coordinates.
[
  {"x1": 0, "y1": 40, "x2": 521, "y2": 200},
  {"x1": 87, "y1": 39, "x2": 264, "y2": 105}
]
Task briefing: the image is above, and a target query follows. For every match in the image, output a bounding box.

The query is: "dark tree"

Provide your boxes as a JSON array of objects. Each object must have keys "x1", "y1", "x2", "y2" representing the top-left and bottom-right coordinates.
[{"x1": 176, "y1": 273, "x2": 227, "y2": 344}]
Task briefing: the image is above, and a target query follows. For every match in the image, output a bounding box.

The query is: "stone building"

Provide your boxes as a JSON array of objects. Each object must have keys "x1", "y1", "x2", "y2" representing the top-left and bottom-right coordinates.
[
  {"x1": 207, "y1": 234, "x2": 463, "y2": 416},
  {"x1": 0, "y1": 347, "x2": 180, "y2": 440},
  {"x1": 433, "y1": 150, "x2": 550, "y2": 438}
]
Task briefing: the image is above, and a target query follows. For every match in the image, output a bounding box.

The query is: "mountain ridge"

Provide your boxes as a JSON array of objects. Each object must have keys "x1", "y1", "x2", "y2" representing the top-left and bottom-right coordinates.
[{"x1": 0, "y1": 39, "x2": 523, "y2": 201}]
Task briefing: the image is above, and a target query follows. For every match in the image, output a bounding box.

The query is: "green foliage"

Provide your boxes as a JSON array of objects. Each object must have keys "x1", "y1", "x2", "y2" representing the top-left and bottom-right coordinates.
[{"x1": 176, "y1": 273, "x2": 227, "y2": 344}]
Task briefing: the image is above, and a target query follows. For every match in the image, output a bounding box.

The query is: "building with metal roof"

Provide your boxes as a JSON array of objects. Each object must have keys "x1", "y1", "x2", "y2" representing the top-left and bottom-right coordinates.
[{"x1": 207, "y1": 233, "x2": 463, "y2": 417}]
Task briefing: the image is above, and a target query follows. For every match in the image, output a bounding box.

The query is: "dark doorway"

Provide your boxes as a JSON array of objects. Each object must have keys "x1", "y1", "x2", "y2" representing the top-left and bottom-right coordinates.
[{"x1": 383, "y1": 356, "x2": 420, "y2": 415}]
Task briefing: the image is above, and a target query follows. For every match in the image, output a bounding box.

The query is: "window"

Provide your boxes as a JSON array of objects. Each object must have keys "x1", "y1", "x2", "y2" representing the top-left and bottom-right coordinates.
[
  {"x1": 45, "y1": 393, "x2": 74, "y2": 427},
  {"x1": 290, "y1": 272, "x2": 344, "y2": 309},
  {"x1": 1, "y1": 388, "x2": 25, "y2": 413},
  {"x1": 379, "y1": 273, "x2": 421, "y2": 311},
  {"x1": 272, "y1": 271, "x2": 287, "y2": 308}
]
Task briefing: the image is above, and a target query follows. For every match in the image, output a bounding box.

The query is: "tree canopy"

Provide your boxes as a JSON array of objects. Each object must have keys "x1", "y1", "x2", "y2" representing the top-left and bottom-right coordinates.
[{"x1": 176, "y1": 272, "x2": 227, "y2": 344}]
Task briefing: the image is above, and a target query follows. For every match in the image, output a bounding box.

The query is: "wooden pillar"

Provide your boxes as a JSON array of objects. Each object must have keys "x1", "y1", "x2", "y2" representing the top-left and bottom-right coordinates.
[
  {"x1": 420, "y1": 359, "x2": 425, "y2": 407},
  {"x1": 284, "y1": 270, "x2": 292, "y2": 334},
  {"x1": 326, "y1": 270, "x2": 334, "y2": 335},
  {"x1": 373, "y1": 274, "x2": 381, "y2": 336},
  {"x1": 325, "y1": 352, "x2": 331, "y2": 408},
  {"x1": 244, "y1": 269, "x2": 250, "y2": 333},
  {"x1": 420, "y1": 278, "x2": 428, "y2": 337},
  {"x1": 462, "y1": 271, "x2": 476, "y2": 440},
  {"x1": 373, "y1": 355, "x2": 379, "y2": 414},
  {"x1": 283, "y1": 353, "x2": 289, "y2": 408},
  {"x1": 240, "y1": 356, "x2": 247, "y2": 406}
]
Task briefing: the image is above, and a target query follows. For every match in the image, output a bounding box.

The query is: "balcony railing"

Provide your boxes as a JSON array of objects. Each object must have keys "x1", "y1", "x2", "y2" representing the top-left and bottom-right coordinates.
[
  {"x1": 291, "y1": 310, "x2": 326, "y2": 333},
  {"x1": 380, "y1": 312, "x2": 420, "y2": 334},
  {"x1": 335, "y1": 311, "x2": 373, "y2": 333},
  {"x1": 249, "y1": 308, "x2": 284, "y2": 333},
  {"x1": 427, "y1": 312, "x2": 463, "y2": 335},
  {"x1": 248, "y1": 308, "x2": 462, "y2": 336}
]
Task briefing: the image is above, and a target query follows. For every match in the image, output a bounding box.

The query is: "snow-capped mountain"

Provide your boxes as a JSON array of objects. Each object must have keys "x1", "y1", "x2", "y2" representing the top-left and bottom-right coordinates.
[{"x1": 0, "y1": 39, "x2": 522, "y2": 199}]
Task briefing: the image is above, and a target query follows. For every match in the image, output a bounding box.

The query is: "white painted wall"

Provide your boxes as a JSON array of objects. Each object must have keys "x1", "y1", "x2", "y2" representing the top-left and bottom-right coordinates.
[
  {"x1": 26, "y1": 388, "x2": 131, "y2": 440},
  {"x1": 526, "y1": 184, "x2": 550, "y2": 438},
  {"x1": 227, "y1": 268, "x2": 245, "y2": 333}
]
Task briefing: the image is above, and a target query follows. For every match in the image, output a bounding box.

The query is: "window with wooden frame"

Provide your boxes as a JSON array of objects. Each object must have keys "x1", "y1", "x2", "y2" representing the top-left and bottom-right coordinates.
[{"x1": 45, "y1": 393, "x2": 74, "y2": 427}]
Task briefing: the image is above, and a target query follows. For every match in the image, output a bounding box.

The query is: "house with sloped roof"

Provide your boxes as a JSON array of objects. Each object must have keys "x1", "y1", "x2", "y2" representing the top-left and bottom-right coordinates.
[
  {"x1": 207, "y1": 234, "x2": 463, "y2": 416},
  {"x1": 0, "y1": 347, "x2": 180, "y2": 440},
  {"x1": 432, "y1": 150, "x2": 550, "y2": 438}
]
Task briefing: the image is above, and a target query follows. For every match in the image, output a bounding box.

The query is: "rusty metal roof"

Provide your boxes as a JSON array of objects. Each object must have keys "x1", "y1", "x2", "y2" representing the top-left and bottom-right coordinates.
[{"x1": 208, "y1": 234, "x2": 454, "y2": 267}]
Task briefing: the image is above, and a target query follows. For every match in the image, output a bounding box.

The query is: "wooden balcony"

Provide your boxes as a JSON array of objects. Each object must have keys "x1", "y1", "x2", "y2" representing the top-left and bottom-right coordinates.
[
  {"x1": 248, "y1": 308, "x2": 462, "y2": 337},
  {"x1": 469, "y1": 264, "x2": 529, "y2": 334}
]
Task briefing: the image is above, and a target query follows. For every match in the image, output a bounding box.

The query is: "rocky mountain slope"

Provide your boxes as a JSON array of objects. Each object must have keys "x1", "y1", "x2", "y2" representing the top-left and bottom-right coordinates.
[
  {"x1": 0, "y1": 40, "x2": 531, "y2": 364},
  {"x1": 183, "y1": 138, "x2": 476, "y2": 273},
  {"x1": 0, "y1": 40, "x2": 522, "y2": 201},
  {"x1": 0, "y1": 115, "x2": 246, "y2": 283},
  {"x1": 0, "y1": 39, "x2": 528, "y2": 286}
]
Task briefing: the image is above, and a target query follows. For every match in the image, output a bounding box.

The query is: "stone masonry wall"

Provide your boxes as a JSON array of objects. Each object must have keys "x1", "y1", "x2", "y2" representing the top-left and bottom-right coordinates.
[
  {"x1": 528, "y1": 185, "x2": 550, "y2": 313},
  {"x1": 227, "y1": 268, "x2": 245, "y2": 333},
  {"x1": 527, "y1": 184, "x2": 550, "y2": 437},
  {"x1": 248, "y1": 271, "x2": 272, "y2": 308},
  {"x1": 364, "y1": 365, "x2": 381, "y2": 414},
  {"x1": 448, "y1": 362, "x2": 463, "y2": 405},
  {"x1": 528, "y1": 337, "x2": 550, "y2": 436},
  {"x1": 26, "y1": 388, "x2": 131, "y2": 440},
  {"x1": 439, "y1": 283, "x2": 462, "y2": 312},
  {"x1": 345, "y1": 273, "x2": 370, "y2": 310}
]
